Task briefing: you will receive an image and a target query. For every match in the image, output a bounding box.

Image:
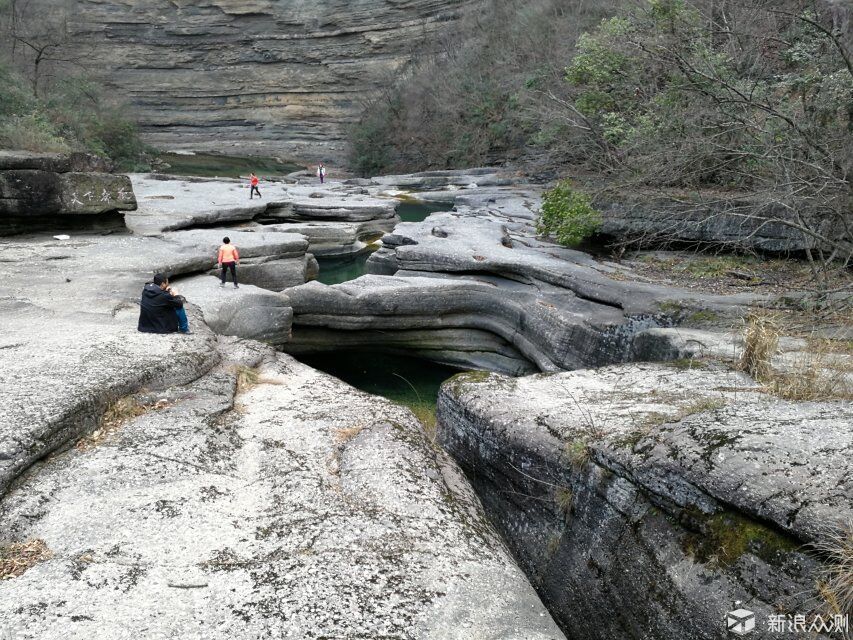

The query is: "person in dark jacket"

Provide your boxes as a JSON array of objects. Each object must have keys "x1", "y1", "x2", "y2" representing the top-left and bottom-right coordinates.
[{"x1": 137, "y1": 274, "x2": 191, "y2": 334}]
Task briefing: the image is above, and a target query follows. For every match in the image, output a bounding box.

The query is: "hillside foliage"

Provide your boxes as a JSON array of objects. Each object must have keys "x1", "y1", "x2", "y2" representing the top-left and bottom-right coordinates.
[
  {"x1": 0, "y1": 0, "x2": 149, "y2": 169},
  {"x1": 347, "y1": 0, "x2": 852, "y2": 271}
]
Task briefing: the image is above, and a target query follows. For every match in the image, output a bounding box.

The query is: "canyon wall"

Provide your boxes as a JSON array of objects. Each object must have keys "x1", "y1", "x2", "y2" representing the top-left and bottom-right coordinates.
[{"x1": 49, "y1": 0, "x2": 482, "y2": 162}]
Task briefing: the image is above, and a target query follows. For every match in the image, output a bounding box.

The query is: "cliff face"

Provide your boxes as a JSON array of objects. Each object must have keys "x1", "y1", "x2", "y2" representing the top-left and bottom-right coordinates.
[{"x1": 56, "y1": 0, "x2": 482, "y2": 162}]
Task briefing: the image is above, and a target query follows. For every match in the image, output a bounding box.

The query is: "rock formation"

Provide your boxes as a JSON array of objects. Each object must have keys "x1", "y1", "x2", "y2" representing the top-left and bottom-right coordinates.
[
  {"x1": 0, "y1": 151, "x2": 137, "y2": 236},
  {"x1": 2, "y1": 155, "x2": 848, "y2": 639},
  {"x1": 176, "y1": 276, "x2": 294, "y2": 343},
  {"x1": 128, "y1": 175, "x2": 398, "y2": 259},
  {"x1": 284, "y1": 174, "x2": 763, "y2": 373},
  {"x1": 595, "y1": 191, "x2": 848, "y2": 254},
  {"x1": 39, "y1": 0, "x2": 485, "y2": 161},
  {"x1": 437, "y1": 364, "x2": 851, "y2": 640},
  {"x1": 0, "y1": 339, "x2": 565, "y2": 639},
  {"x1": 0, "y1": 155, "x2": 566, "y2": 638}
]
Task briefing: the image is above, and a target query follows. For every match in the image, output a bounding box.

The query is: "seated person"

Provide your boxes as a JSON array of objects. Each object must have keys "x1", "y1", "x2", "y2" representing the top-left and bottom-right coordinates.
[{"x1": 137, "y1": 273, "x2": 191, "y2": 334}]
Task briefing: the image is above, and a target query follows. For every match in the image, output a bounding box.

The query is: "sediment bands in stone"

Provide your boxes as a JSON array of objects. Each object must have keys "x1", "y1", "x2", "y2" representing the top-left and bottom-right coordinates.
[{"x1": 43, "y1": 0, "x2": 485, "y2": 160}]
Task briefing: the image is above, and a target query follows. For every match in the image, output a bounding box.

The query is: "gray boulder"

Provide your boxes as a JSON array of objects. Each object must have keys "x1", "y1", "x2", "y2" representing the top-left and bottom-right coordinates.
[
  {"x1": 437, "y1": 364, "x2": 852, "y2": 640},
  {"x1": 0, "y1": 159, "x2": 136, "y2": 235},
  {"x1": 176, "y1": 276, "x2": 293, "y2": 343}
]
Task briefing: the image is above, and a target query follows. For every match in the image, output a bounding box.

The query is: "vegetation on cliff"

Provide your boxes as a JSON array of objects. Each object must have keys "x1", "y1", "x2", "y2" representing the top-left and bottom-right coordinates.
[
  {"x1": 349, "y1": 0, "x2": 852, "y2": 275},
  {"x1": 0, "y1": 0, "x2": 148, "y2": 169}
]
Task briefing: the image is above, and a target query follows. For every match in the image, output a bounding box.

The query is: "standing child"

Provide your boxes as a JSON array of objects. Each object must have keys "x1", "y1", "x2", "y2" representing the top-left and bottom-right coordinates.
[
  {"x1": 249, "y1": 173, "x2": 261, "y2": 199},
  {"x1": 218, "y1": 237, "x2": 239, "y2": 289},
  {"x1": 317, "y1": 163, "x2": 327, "y2": 184}
]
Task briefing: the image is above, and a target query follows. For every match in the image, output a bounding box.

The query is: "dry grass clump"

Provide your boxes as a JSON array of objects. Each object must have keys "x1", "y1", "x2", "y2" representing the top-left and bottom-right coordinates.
[
  {"x1": 233, "y1": 365, "x2": 286, "y2": 396},
  {"x1": 564, "y1": 439, "x2": 591, "y2": 470},
  {"x1": 554, "y1": 486, "x2": 574, "y2": 517},
  {"x1": 333, "y1": 425, "x2": 365, "y2": 445},
  {"x1": 738, "y1": 313, "x2": 852, "y2": 401},
  {"x1": 739, "y1": 312, "x2": 780, "y2": 381},
  {"x1": 76, "y1": 396, "x2": 150, "y2": 450},
  {"x1": 770, "y1": 367, "x2": 852, "y2": 402},
  {"x1": 235, "y1": 366, "x2": 260, "y2": 393},
  {"x1": 812, "y1": 521, "x2": 853, "y2": 618},
  {"x1": 642, "y1": 398, "x2": 726, "y2": 430},
  {"x1": 0, "y1": 539, "x2": 52, "y2": 580}
]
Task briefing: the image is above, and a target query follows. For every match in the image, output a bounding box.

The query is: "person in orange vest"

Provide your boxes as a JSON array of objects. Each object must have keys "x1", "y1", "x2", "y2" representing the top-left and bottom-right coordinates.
[
  {"x1": 249, "y1": 173, "x2": 261, "y2": 199},
  {"x1": 218, "y1": 237, "x2": 240, "y2": 288}
]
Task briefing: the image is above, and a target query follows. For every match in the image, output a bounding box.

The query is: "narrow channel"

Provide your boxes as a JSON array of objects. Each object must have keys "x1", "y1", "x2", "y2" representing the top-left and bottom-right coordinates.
[
  {"x1": 305, "y1": 199, "x2": 460, "y2": 423},
  {"x1": 297, "y1": 351, "x2": 459, "y2": 430},
  {"x1": 314, "y1": 200, "x2": 452, "y2": 286}
]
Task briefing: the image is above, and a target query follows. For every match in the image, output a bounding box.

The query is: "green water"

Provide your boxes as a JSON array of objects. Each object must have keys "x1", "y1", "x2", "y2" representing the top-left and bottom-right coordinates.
[
  {"x1": 397, "y1": 200, "x2": 452, "y2": 222},
  {"x1": 315, "y1": 251, "x2": 377, "y2": 286},
  {"x1": 314, "y1": 201, "x2": 453, "y2": 285},
  {"x1": 156, "y1": 152, "x2": 302, "y2": 178},
  {"x1": 299, "y1": 351, "x2": 458, "y2": 428}
]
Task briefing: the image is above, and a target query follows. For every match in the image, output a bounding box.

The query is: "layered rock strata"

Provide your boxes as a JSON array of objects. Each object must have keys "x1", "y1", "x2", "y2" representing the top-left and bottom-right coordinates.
[
  {"x1": 176, "y1": 276, "x2": 294, "y2": 344},
  {"x1": 595, "y1": 191, "x2": 850, "y2": 254},
  {"x1": 128, "y1": 175, "x2": 398, "y2": 257},
  {"x1": 45, "y1": 0, "x2": 485, "y2": 160},
  {"x1": 437, "y1": 364, "x2": 852, "y2": 640}
]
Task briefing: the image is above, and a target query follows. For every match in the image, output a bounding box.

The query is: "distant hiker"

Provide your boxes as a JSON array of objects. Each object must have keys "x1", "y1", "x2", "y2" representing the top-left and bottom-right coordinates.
[
  {"x1": 138, "y1": 273, "x2": 191, "y2": 334},
  {"x1": 317, "y1": 163, "x2": 327, "y2": 184},
  {"x1": 249, "y1": 172, "x2": 261, "y2": 199},
  {"x1": 218, "y1": 236, "x2": 239, "y2": 289}
]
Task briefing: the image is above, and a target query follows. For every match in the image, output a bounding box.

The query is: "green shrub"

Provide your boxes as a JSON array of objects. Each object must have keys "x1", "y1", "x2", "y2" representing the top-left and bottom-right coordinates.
[
  {"x1": 0, "y1": 113, "x2": 68, "y2": 152},
  {"x1": 347, "y1": 108, "x2": 393, "y2": 177},
  {"x1": 0, "y1": 60, "x2": 149, "y2": 166},
  {"x1": 537, "y1": 180, "x2": 602, "y2": 246}
]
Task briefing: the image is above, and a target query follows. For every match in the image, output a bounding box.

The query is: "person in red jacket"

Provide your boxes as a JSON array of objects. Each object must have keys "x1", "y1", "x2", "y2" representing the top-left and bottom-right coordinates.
[
  {"x1": 249, "y1": 173, "x2": 261, "y2": 199},
  {"x1": 218, "y1": 237, "x2": 240, "y2": 288}
]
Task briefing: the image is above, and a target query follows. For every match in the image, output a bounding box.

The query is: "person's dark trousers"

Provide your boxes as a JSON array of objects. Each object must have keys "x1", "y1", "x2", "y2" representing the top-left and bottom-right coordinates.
[
  {"x1": 250, "y1": 185, "x2": 261, "y2": 199},
  {"x1": 221, "y1": 261, "x2": 238, "y2": 286},
  {"x1": 175, "y1": 307, "x2": 190, "y2": 332}
]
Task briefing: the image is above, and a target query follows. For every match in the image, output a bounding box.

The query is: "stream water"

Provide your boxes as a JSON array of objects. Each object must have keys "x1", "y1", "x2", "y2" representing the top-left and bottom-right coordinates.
[
  {"x1": 307, "y1": 200, "x2": 459, "y2": 422},
  {"x1": 315, "y1": 200, "x2": 452, "y2": 286},
  {"x1": 298, "y1": 351, "x2": 458, "y2": 429}
]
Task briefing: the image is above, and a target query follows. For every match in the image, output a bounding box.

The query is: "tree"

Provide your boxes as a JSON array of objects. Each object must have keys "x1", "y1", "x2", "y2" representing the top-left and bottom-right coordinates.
[{"x1": 557, "y1": 0, "x2": 852, "y2": 281}]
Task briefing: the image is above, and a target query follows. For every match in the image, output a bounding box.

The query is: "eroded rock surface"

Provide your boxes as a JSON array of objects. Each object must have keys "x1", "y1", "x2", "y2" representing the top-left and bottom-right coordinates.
[
  {"x1": 285, "y1": 176, "x2": 763, "y2": 373},
  {"x1": 128, "y1": 176, "x2": 398, "y2": 259},
  {"x1": 596, "y1": 191, "x2": 849, "y2": 253},
  {"x1": 437, "y1": 364, "x2": 852, "y2": 640},
  {"x1": 0, "y1": 340, "x2": 565, "y2": 640},
  {"x1": 0, "y1": 225, "x2": 312, "y2": 493}
]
